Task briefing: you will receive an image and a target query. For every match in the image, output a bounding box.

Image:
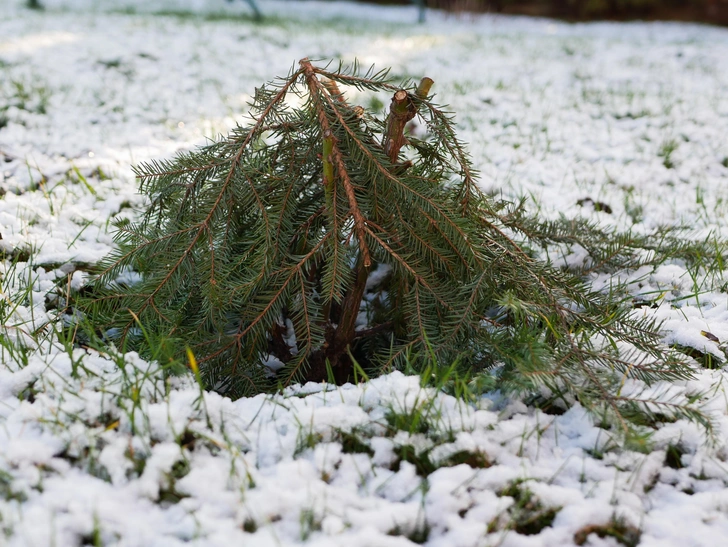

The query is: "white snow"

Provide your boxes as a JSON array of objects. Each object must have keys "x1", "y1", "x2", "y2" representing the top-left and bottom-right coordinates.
[{"x1": 2, "y1": 0, "x2": 728, "y2": 545}]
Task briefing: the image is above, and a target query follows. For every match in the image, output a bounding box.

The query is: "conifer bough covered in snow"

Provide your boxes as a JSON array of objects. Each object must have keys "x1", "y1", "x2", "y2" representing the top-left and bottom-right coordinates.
[{"x1": 87, "y1": 58, "x2": 705, "y2": 429}]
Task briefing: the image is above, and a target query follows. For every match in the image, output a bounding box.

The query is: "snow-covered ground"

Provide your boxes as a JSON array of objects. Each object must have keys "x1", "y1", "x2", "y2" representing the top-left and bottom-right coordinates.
[{"x1": 2, "y1": 1, "x2": 728, "y2": 545}]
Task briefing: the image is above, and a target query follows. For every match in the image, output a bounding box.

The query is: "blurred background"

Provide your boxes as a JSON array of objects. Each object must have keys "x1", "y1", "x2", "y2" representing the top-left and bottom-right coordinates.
[
  {"x1": 350, "y1": 0, "x2": 728, "y2": 24},
  {"x1": 21, "y1": 0, "x2": 728, "y2": 25}
]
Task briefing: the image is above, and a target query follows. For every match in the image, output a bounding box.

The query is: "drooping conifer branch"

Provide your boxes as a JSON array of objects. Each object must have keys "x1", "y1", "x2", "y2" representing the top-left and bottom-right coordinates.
[
  {"x1": 96, "y1": 70, "x2": 303, "y2": 344},
  {"x1": 300, "y1": 58, "x2": 371, "y2": 268}
]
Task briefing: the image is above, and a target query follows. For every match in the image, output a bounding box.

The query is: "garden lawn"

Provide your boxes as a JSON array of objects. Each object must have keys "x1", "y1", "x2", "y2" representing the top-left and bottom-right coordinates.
[{"x1": 2, "y1": 1, "x2": 728, "y2": 545}]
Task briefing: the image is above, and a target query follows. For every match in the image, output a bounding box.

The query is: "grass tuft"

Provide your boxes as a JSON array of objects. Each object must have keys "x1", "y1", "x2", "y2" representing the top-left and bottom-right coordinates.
[
  {"x1": 490, "y1": 480, "x2": 561, "y2": 536},
  {"x1": 574, "y1": 516, "x2": 641, "y2": 546},
  {"x1": 337, "y1": 429, "x2": 375, "y2": 456},
  {"x1": 664, "y1": 443, "x2": 687, "y2": 469}
]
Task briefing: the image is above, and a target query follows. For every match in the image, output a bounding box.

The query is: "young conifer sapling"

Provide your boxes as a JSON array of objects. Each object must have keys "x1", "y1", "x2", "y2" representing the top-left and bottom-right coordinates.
[{"x1": 87, "y1": 58, "x2": 708, "y2": 431}]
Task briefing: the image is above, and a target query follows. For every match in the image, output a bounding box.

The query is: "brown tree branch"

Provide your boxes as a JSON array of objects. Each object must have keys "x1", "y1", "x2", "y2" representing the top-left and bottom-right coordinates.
[
  {"x1": 300, "y1": 58, "x2": 371, "y2": 268},
  {"x1": 382, "y1": 77, "x2": 434, "y2": 164}
]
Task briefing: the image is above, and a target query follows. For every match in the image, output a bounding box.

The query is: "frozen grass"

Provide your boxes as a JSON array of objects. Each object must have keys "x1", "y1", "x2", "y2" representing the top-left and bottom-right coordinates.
[{"x1": 2, "y1": 1, "x2": 728, "y2": 545}]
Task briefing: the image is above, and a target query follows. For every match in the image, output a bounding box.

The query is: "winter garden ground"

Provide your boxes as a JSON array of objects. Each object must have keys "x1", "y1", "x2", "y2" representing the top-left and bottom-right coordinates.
[{"x1": 2, "y1": 1, "x2": 728, "y2": 545}]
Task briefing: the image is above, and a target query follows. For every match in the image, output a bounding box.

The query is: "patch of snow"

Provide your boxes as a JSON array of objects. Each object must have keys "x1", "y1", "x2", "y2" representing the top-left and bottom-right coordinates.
[{"x1": 2, "y1": 1, "x2": 728, "y2": 545}]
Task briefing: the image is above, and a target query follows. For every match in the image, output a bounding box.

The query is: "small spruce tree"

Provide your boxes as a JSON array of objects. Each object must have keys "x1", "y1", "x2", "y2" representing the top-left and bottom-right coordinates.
[{"x1": 88, "y1": 59, "x2": 706, "y2": 430}]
